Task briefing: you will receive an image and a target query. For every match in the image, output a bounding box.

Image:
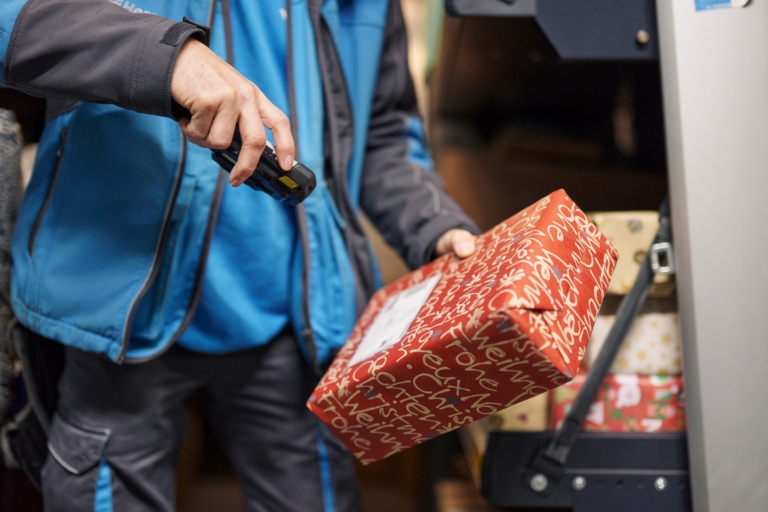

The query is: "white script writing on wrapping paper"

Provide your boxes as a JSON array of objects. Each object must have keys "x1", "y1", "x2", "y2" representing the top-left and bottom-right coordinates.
[{"x1": 312, "y1": 192, "x2": 618, "y2": 463}]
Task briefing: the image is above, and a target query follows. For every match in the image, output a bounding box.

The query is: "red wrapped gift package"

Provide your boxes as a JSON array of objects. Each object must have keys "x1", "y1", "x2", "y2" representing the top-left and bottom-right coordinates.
[
  {"x1": 307, "y1": 189, "x2": 618, "y2": 463},
  {"x1": 550, "y1": 373, "x2": 686, "y2": 432}
]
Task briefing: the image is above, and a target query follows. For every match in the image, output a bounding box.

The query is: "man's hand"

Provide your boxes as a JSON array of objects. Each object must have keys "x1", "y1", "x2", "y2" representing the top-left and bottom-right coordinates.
[
  {"x1": 434, "y1": 229, "x2": 477, "y2": 259},
  {"x1": 171, "y1": 39, "x2": 295, "y2": 187}
]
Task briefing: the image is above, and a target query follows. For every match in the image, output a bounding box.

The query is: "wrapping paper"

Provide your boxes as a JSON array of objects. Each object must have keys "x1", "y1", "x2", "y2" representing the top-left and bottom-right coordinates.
[
  {"x1": 551, "y1": 374, "x2": 686, "y2": 432},
  {"x1": 587, "y1": 313, "x2": 683, "y2": 375},
  {"x1": 588, "y1": 211, "x2": 675, "y2": 296},
  {"x1": 307, "y1": 190, "x2": 618, "y2": 463}
]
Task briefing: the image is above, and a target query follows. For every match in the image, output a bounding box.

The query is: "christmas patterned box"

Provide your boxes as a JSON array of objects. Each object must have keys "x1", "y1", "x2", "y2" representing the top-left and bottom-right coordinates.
[
  {"x1": 587, "y1": 313, "x2": 683, "y2": 375},
  {"x1": 550, "y1": 374, "x2": 686, "y2": 432},
  {"x1": 307, "y1": 190, "x2": 618, "y2": 463},
  {"x1": 588, "y1": 211, "x2": 675, "y2": 296},
  {"x1": 489, "y1": 393, "x2": 549, "y2": 431}
]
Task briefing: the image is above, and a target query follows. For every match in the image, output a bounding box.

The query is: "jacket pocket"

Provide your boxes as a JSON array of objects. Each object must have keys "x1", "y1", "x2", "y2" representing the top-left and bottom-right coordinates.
[
  {"x1": 28, "y1": 128, "x2": 67, "y2": 256},
  {"x1": 130, "y1": 173, "x2": 199, "y2": 343},
  {"x1": 41, "y1": 413, "x2": 109, "y2": 511}
]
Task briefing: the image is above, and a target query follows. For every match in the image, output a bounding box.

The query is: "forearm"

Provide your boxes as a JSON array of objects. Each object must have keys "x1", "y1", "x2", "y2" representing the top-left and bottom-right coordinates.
[
  {"x1": 360, "y1": 0, "x2": 478, "y2": 269},
  {"x1": 361, "y1": 139, "x2": 479, "y2": 269},
  {"x1": 2, "y1": 0, "x2": 206, "y2": 118}
]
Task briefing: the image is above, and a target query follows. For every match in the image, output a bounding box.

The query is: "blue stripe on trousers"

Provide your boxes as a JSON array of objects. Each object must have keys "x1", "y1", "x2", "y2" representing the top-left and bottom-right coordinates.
[
  {"x1": 316, "y1": 427, "x2": 337, "y2": 512},
  {"x1": 94, "y1": 460, "x2": 114, "y2": 512}
]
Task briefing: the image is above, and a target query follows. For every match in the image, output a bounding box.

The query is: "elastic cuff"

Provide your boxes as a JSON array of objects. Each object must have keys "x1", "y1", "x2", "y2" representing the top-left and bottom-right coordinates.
[
  {"x1": 130, "y1": 19, "x2": 207, "y2": 118},
  {"x1": 413, "y1": 215, "x2": 482, "y2": 268}
]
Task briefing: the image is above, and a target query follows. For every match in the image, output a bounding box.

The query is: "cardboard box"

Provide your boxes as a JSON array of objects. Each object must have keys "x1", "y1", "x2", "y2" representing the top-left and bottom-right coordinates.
[
  {"x1": 488, "y1": 393, "x2": 549, "y2": 431},
  {"x1": 307, "y1": 190, "x2": 618, "y2": 463},
  {"x1": 588, "y1": 211, "x2": 675, "y2": 296},
  {"x1": 587, "y1": 313, "x2": 683, "y2": 375},
  {"x1": 551, "y1": 374, "x2": 686, "y2": 432}
]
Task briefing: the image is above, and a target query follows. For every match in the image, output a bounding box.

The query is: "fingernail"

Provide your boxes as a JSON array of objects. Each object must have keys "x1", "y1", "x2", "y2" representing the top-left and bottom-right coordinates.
[
  {"x1": 458, "y1": 241, "x2": 474, "y2": 256},
  {"x1": 281, "y1": 154, "x2": 294, "y2": 171}
]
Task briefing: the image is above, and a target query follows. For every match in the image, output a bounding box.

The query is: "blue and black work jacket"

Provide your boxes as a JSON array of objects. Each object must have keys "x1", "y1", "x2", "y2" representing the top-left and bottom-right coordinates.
[{"x1": 0, "y1": 0, "x2": 478, "y2": 367}]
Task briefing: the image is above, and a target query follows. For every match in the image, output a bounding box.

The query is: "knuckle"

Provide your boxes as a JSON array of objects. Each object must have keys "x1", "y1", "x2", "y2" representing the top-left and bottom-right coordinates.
[
  {"x1": 276, "y1": 113, "x2": 291, "y2": 131},
  {"x1": 208, "y1": 133, "x2": 231, "y2": 149},
  {"x1": 242, "y1": 132, "x2": 266, "y2": 148},
  {"x1": 276, "y1": 111, "x2": 289, "y2": 125},
  {"x1": 235, "y1": 84, "x2": 253, "y2": 103},
  {"x1": 219, "y1": 86, "x2": 237, "y2": 104},
  {"x1": 197, "y1": 93, "x2": 217, "y2": 108},
  {"x1": 187, "y1": 124, "x2": 208, "y2": 140}
]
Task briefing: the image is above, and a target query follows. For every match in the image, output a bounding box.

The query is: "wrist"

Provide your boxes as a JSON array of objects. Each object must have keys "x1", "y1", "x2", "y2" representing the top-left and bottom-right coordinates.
[{"x1": 130, "y1": 18, "x2": 207, "y2": 118}]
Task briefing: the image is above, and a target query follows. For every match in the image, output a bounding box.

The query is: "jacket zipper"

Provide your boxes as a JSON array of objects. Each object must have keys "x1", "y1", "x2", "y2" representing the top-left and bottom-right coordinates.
[
  {"x1": 118, "y1": 134, "x2": 188, "y2": 363},
  {"x1": 287, "y1": 0, "x2": 320, "y2": 374},
  {"x1": 28, "y1": 129, "x2": 67, "y2": 256}
]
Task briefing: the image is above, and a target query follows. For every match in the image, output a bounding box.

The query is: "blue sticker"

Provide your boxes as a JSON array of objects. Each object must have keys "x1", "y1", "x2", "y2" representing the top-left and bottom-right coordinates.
[
  {"x1": 696, "y1": 0, "x2": 731, "y2": 10},
  {"x1": 696, "y1": 0, "x2": 749, "y2": 11}
]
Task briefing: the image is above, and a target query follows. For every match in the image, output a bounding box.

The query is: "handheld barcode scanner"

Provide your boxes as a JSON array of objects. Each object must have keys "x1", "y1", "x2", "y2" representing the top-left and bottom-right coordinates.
[{"x1": 211, "y1": 126, "x2": 316, "y2": 205}]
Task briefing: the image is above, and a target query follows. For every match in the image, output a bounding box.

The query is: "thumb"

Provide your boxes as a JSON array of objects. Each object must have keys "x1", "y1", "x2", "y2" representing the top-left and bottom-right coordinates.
[
  {"x1": 451, "y1": 230, "x2": 477, "y2": 258},
  {"x1": 435, "y1": 229, "x2": 477, "y2": 259}
]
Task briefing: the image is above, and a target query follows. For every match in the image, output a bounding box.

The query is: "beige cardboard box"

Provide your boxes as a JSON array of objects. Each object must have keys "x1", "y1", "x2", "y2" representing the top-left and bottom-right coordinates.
[
  {"x1": 588, "y1": 211, "x2": 675, "y2": 296},
  {"x1": 489, "y1": 393, "x2": 549, "y2": 431},
  {"x1": 588, "y1": 313, "x2": 683, "y2": 375}
]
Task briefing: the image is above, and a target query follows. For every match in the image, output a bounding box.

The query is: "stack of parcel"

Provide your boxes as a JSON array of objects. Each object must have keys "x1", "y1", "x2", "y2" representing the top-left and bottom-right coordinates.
[
  {"x1": 458, "y1": 211, "x2": 687, "y2": 486},
  {"x1": 551, "y1": 212, "x2": 686, "y2": 433}
]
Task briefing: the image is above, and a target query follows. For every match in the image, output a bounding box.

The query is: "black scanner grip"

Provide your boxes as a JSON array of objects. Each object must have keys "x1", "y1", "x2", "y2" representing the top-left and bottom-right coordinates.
[{"x1": 211, "y1": 126, "x2": 316, "y2": 205}]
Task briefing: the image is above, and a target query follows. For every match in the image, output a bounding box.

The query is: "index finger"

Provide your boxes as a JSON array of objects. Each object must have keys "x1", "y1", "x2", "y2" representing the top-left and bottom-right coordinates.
[
  {"x1": 230, "y1": 107, "x2": 267, "y2": 187},
  {"x1": 259, "y1": 95, "x2": 295, "y2": 171}
]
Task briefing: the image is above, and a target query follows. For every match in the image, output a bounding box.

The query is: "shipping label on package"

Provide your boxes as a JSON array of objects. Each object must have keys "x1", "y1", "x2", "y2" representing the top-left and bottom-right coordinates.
[{"x1": 308, "y1": 190, "x2": 618, "y2": 463}]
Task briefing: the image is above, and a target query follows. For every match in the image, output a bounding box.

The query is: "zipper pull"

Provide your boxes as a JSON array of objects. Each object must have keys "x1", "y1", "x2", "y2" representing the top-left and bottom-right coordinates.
[{"x1": 57, "y1": 129, "x2": 68, "y2": 158}]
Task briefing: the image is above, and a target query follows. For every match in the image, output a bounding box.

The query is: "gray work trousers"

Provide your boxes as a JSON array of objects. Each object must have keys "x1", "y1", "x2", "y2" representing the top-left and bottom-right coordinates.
[{"x1": 40, "y1": 330, "x2": 361, "y2": 512}]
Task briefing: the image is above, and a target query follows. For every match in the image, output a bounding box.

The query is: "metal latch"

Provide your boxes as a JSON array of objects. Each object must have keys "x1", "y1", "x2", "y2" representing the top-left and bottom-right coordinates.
[{"x1": 649, "y1": 242, "x2": 675, "y2": 275}]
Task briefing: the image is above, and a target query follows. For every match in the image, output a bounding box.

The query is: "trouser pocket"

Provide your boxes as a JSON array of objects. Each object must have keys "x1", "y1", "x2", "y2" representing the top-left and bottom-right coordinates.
[{"x1": 41, "y1": 413, "x2": 110, "y2": 512}]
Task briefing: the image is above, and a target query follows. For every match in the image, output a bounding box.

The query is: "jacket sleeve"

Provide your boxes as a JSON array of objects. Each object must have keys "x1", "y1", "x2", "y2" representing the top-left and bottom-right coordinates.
[
  {"x1": 1, "y1": 0, "x2": 207, "y2": 119},
  {"x1": 359, "y1": 0, "x2": 479, "y2": 270}
]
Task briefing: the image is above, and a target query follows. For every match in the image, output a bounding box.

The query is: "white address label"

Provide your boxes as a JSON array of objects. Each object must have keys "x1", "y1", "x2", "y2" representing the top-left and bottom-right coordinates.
[{"x1": 348, "y1": 274, "x2": 441, "y2": 367}]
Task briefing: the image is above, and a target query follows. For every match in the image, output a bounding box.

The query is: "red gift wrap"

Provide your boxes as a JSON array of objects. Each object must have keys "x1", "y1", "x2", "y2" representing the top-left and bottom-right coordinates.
[
  {"x1": 308, "y1": 190, "x2": 618, "y2": 463},
  {"x1": 550, "y1": 374, "x2": 686, "y2": 432}
]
